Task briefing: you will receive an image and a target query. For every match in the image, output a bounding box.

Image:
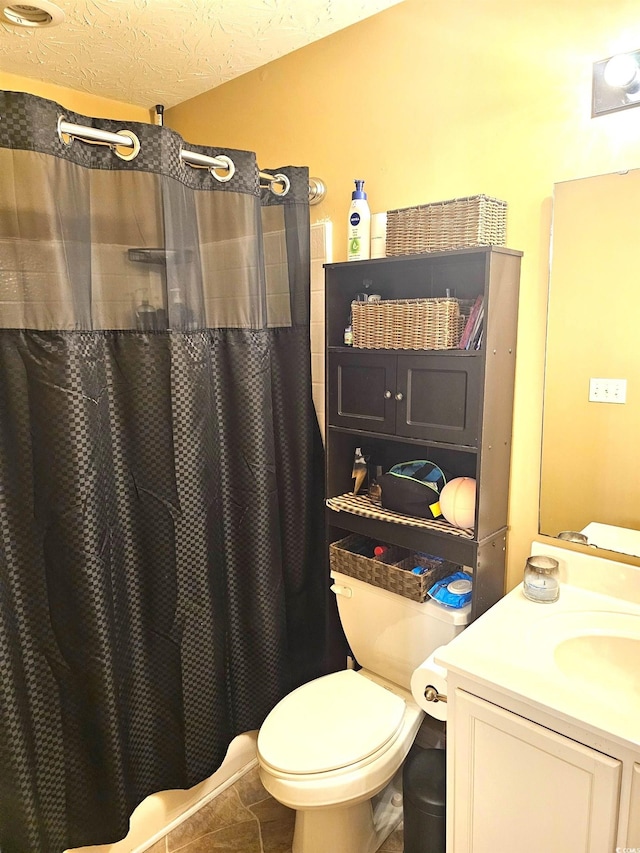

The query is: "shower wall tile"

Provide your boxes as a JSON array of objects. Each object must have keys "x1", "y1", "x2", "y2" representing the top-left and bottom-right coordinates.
[
  {"x1": 0, "y1": 301, "x2": 25, "y2": 328},
  {"x1": 202, "y1": 253, "x2": 263, "y2": 327},
  {"x1": 311, "y1": 222, "x2": 332, "y2": 262},
  {"x1": 310, "y1": 258, "x2": 325, "y2": 291},
  {"x1": 206, "y1": 259, "x2": 259, "y2": 297},
  {"x1": 0, "y1": 237, "x2": 169, "y2": 330},
  {"x1": 309, "y1": 221, "x2": 330, "y2": 442},
  {"x1": 21, "y1": 301, "x2": 77, "y2": 330},
  {"x1": 310, "y1": 288, "x2": 324, "y2": 322},
  {"x1": 0, "y1": 237, "x2": 62, "y2": 273},
  {"x1": 310, "y1": 352, "x2": 324, "y2": 384},
  {"x1": 309, "y1": 321, "x2": 324, "y2": 364},
  {"x1": 203, "y1": 234, "x2": 258, "y2": 279},
  {"x1": 0, "y1": 269, "x2": 21, "y2": 301},
  {"x1": 262, "y1": 230, "x2": 284, "y2": 265},
  {"x1": 266, "y1": 292, "x2": 292, "y2": 327},
  {"x1": 265, "y1": 258, "x2": 293, "y2": 328},
  {"x1": 92, "y1": 298, "x2": 138, "y2": 330},
  {"x1": 264, "y1": 260, "x2": 288, "y2": 297},
  {"x1": 204, "y1": 294, "x2": 253, "y2": 328},
  {"x1": 22, "y1": 271, "x2": 61, "y2": 302},
  {"x1": 92, "y1": 243, "x2": 137, "y2": 276},
  {"x1": 0, "y1": 238, "x2": 17, "y2": 269},
  {"x1": 201, "y1": 233, "x2": 294, "y2": 329}
]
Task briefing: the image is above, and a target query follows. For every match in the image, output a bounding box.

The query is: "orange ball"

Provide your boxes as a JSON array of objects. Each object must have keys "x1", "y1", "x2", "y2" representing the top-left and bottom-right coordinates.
[{"x1": 440, "y1": 477, "x2": 476, "y2": 529}]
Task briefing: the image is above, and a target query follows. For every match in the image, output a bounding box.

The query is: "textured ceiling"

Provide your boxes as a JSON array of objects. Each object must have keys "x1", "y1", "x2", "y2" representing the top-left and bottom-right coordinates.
[{"x1": 0, "y1": 0, "x2": 405, "y2": 109}]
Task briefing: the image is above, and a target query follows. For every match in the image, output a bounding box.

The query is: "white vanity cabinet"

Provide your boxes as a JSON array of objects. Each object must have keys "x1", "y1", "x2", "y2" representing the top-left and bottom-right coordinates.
[
  {"x1": 434, "y1": 544, "x2": 640, "y2": 853},
  {"x1": 445, "y1": 676, "x2": 640, "y2": 853},
  {"x1": 450, "y1": 689, "x2": 622, "y2": 852}
]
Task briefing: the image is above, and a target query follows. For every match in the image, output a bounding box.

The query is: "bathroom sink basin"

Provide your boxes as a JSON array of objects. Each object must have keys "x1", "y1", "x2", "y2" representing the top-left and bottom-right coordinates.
[
  {"x1": 436, "y1": 545, "x2": 640, "y2": 746},
  {"x1": 548, "y1": 612, "x2": 640, "y2": 707}
]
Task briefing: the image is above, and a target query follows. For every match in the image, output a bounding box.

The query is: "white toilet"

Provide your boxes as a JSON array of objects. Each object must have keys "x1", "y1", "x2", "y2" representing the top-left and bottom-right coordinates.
[{"x1": 257, "y1": 569, "x2": 470, "y2": 853}]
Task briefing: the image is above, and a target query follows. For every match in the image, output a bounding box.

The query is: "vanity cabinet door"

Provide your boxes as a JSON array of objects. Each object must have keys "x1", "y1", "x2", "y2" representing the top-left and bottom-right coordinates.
[
  {"x1": 451, "y1": 690, "x2": 621, "y2": 853},
  {"x1": 628, "y1": 763, "x2": 640, "y2": 846}
]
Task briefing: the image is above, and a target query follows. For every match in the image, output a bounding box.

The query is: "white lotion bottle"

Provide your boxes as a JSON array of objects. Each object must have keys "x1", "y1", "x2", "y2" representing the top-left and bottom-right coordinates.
[{"x1": 347, "y1": 180, "x2": 371, "y2": 261}]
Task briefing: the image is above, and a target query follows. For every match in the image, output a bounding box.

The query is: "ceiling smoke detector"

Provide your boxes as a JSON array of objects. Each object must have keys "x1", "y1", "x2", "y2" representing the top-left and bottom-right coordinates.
[{"x1": 2, "y1": 1, "x2": 64, "y2": 27}]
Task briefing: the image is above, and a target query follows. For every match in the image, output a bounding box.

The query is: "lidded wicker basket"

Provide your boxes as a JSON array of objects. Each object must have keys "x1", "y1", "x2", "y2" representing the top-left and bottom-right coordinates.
[{"x1": 386, "y1": 194, "x2": 507, "y2": 256}]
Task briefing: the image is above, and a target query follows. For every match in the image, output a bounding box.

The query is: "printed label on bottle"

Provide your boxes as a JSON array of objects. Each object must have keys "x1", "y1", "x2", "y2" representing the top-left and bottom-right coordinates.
[
  {"x1": 349, "y1": 237, "x2": 361, "y2": 255},
  {"x1": 350, "y1": 212, "x2": 361, "y2": 226}
]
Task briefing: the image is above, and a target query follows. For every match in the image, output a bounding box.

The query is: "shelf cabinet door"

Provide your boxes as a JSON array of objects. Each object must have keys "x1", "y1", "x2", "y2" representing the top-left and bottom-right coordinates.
[
  {"x1": 328, "y1": 351, "x2": 396, "y2": 433},
  {"x1": 451, "y1": 690, "x2": 621, "y2": 853},
  {"x1": 396, "y1": 355, "x2": 481, "y2": 445}
]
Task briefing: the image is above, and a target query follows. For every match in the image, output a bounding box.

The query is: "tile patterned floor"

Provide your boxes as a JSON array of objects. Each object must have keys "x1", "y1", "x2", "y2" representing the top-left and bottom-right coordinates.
[{"x1": 147, "y1": 764, "x2": 404, "y2": 853}]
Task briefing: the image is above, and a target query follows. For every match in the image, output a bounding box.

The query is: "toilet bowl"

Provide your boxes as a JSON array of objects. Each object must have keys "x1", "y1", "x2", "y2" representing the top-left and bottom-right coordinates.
[
  {"x1": 257, "y1": 570, "x2": 471, "y2": 853},
  {"x1": 258, "y1": 668, "x2": 423, "y2": 853}
]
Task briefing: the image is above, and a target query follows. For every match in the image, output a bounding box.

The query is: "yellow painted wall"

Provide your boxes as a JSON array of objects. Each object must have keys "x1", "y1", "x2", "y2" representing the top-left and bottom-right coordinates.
[
  {"x1": 0, "y1": 70, "x2": 150, "y2": 121},
  {"x1": 167, "y1": 0, "x2": 640, "y2": 589}
]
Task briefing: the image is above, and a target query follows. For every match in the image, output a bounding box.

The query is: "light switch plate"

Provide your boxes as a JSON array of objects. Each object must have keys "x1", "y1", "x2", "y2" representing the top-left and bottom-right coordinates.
[{"x1": 588, "y1": 378, "x2": 627, "y2": 403}]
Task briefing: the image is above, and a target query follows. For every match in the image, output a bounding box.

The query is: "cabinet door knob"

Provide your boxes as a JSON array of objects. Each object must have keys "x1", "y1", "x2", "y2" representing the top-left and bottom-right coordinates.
[
  {"x1": 384, "y1": 390, "x2": 393, "y2": 399},
  {"x1": 395, "y1": 392, "x2": 404, "y2": 402}
]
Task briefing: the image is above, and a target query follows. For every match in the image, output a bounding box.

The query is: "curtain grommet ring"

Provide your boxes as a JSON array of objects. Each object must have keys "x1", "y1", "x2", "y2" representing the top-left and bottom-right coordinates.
[
  {"x1": 57, "y1": 114, "x2": 73, "y2": 146},
  {"x1": 209, "y1": 154, "x2": 235, "y2": 182},
  {"x1": 270, "y1": 173, "x2": 291, "y2": 198},
  {"x1": 57, "y1": 116, "x2": 140, "y2": 161},
  {"x1": 112, "y1": 130, "x2": 140, "y2": 161}
]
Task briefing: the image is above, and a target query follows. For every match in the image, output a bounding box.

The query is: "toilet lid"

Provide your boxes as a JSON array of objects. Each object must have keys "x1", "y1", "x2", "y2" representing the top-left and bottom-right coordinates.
[{"x1": 258, "y1": 669, "x2": 405, "y2": 774}]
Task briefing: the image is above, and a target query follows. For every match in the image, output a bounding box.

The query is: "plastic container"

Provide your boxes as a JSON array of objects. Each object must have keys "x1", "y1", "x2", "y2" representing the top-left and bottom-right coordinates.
[
  {"x1": 169, "y1": 288, "x2": 194, "y2": 330},
  {"x1": 403, "y1": 747, "x2": 446, "y2": 853},
  {"x1": 347, "y1": 180, "x2": 371, "y2": 261},
  {"x1": 135, "y1": 292, "x2": 157, "y2": 330}
]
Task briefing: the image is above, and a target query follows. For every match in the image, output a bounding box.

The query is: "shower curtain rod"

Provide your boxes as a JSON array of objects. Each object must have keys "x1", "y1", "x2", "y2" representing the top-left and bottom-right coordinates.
[{"x1": 57, "y1": 118, "x2": 327, "y2": 204}]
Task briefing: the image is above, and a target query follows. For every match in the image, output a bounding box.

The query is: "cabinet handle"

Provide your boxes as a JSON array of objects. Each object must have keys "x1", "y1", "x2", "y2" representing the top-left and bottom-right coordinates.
[
  {"x1": 384, "y1": 390, "x2": 393, "y2": 399},
  {"x1": 395, "y1": 392, "x2": 404, "y2": 402}
]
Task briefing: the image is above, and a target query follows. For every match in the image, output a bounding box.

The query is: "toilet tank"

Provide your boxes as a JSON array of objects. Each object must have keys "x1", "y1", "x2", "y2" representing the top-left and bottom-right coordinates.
[{"x1": 331, "y1": 569, "x2": 470, "y2": 690}]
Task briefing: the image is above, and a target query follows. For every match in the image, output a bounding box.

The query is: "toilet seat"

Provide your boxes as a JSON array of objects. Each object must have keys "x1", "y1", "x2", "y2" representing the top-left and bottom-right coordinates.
[{"x1": 258, "y1": 669, "x2": 406, "y2": 776}]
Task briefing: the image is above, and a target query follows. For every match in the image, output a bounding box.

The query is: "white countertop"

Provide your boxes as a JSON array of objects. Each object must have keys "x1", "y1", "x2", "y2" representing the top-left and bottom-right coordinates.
[
  {"x1": 581, "y1": 521, "x2": 640, "y2": 559},
  {"x1": 436, "y1": 544, "x2": 640, "y2": 750}
]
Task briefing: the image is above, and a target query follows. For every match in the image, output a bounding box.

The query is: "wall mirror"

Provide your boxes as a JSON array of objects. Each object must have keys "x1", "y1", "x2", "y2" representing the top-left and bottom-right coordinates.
[{"x1": 540, "y1": 168, "x2": 640, "y2": 558}]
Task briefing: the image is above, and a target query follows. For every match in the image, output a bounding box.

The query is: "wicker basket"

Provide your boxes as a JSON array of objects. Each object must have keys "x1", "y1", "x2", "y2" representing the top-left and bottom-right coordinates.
[
  {"x1": 351, "y1": 297, "x2": 466, "y2": 350},
  {"x1": 385, "y1": 194, "x2": 507, "y2": 256},
  {"x1": 329, "y1": 534, "x2": 458, "y2": 602}
]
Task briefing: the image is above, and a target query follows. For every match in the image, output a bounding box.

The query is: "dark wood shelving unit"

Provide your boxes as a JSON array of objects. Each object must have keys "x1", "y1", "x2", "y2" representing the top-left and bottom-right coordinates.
[{"x1": 324, "y1": 246, "x2": 522, "y2": 620}]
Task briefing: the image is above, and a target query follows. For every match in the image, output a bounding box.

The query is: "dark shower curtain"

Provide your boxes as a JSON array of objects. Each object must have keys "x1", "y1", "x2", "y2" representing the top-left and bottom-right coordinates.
[{"x1": 0, "y1": 91, "x2": 327, "y2": 853}]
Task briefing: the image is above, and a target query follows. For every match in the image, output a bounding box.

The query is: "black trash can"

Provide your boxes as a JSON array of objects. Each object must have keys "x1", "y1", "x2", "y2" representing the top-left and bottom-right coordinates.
[{"x1": 402, "y1": 747, "x2": 446, "y2": 853}]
